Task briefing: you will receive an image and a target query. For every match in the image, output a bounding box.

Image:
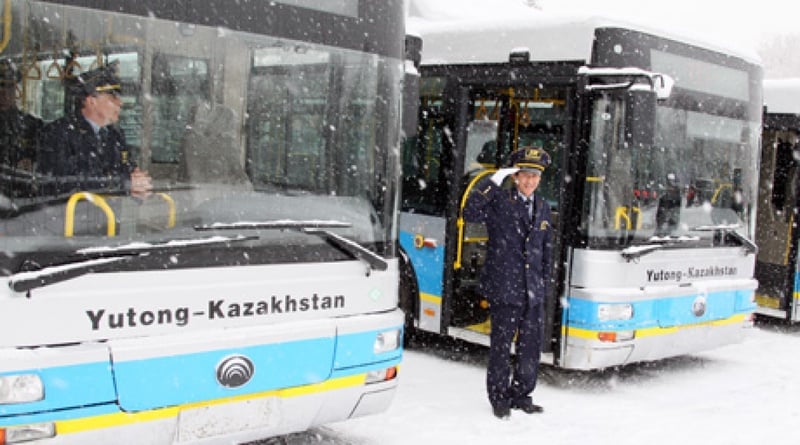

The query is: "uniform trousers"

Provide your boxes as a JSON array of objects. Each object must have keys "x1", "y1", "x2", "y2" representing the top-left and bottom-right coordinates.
[{"x1": 487, "y1": 299, "x2": 544, "y2": 409}]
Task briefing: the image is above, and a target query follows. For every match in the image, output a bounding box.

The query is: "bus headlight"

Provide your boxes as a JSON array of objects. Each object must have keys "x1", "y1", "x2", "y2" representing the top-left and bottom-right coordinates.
[
  {"x1": 2, "y1": 422, "x2": 56, "y2": 443},
  {"x1": 0, "y1": 374, "x2": 44, "y2": 404},
  {"x1": 373, "y1": 329, "x2": 401, "y2": 354},
  {"x1": 597, "y1": 303, "x2": 634, "y2": 321}
]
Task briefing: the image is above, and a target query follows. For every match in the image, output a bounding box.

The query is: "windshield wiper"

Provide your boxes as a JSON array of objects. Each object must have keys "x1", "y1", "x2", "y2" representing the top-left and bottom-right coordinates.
[
  {"x1": 621, "y1": 244, "x2": 664, "y2": 261},
  {"x1": 194, "y1": 220, "x2": 352, "y2": 231},
  {"x1": 692, "y1": 223, "x2": 740, "y2": 231},
  {"x1": 8, "y1": 235, "x2": 257, "y2": 293},
  {"x1": 620, "y1": 235, "x2": 702, "y2": 261},
  {"x1": 77, "y1": 234, "x2": 258, "y2": 257},
  {"x1": 195, "y1": 220, "x2": 387, "y2": 271},
  {"x1": 301, "y1": 227, "x2": 388, "y2": 272},
  {"x1": 9, "y1": 257, "x2": 132, "y2": 293},
  {"x1": 691, "y1": 224, "x2": 757, "y2": 255}
]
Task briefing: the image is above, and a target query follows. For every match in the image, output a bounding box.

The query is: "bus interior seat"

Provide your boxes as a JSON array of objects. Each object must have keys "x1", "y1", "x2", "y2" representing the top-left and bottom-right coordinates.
[
  {"x1": 180, "y1": 102, "x2": 252, "y2": 188},
  {"x1": 476, "y1": 140, "x2": 497, "y2": 166}
]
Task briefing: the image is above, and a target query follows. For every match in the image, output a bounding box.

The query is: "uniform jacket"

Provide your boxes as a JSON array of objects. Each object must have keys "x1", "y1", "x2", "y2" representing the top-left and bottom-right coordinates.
[
  {"x1": 0, "y1": 108, "x2": 43, "y2": 198},
  {"x1": 0, "y1": 108, "x2": 43, "y2": 167},
  {"x1": 38, "y1": 114, "x2": 134, "y2": 195},
  {"x1": 463, "y1": 177, "x2": 553, "y2": 307}
]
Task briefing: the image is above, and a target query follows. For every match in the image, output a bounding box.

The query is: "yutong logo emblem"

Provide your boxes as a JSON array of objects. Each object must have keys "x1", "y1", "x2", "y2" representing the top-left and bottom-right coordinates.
[
  {"x1": 216, "y1": 355, "x2": 255, "y2": 388},
  {"x1": 692, "y1": 296, "x2": 707, "y2": 317}
]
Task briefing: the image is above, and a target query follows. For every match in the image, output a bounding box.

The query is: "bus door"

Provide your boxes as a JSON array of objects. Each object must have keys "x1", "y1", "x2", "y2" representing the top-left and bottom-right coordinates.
[
  {"x1": 756, "y1": 125, "x2": 800, "y2": 321},
  {"x1": 399, "y1": 78, "x2": 450, "y2": 335},
  {"x1": 450, "y1": 83, "x2": 570, "y2": 352}
]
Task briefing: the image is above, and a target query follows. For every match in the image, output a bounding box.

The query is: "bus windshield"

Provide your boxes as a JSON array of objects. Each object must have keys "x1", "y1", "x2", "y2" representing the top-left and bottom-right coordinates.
[
  {"x1": 0, "y1": 2, "x2": 401, "y2": 262},
  {"x1": 582, "y1": 94, "x2": 759, "y2": 247}
]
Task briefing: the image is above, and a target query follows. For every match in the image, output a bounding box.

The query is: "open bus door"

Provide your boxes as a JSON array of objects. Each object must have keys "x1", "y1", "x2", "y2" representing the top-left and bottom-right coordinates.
[
  {"x1": 755, "y1": 121, "x2": 800, "y2": 322},
  {"x1": 445, "y1": 80, "x2": 571, "y2": 363}
]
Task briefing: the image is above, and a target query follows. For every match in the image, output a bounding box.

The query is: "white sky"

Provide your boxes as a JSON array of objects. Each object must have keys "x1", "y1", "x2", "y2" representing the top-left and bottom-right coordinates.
[
  {"x1": 409, "y1": 0, "x2": 798, "y2": 50},
  {"x1": 538, "y1": 0, "x2": 797, "y2": 48}
]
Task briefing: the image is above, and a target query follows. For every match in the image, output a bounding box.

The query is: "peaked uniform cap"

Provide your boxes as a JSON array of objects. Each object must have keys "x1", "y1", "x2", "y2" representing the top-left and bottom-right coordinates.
[
  {"x1": 508, "y1": 146, "x2": 551, "y2": 173},
  {"x1": 76, "y1": 63, "x2": 122, "y2": 96}
]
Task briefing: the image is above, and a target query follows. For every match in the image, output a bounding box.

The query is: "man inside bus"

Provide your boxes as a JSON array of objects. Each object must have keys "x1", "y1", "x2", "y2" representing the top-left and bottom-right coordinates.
[
  {"x1": 38, "y1": 63, "x2": 151, "y2": 198},
  {"x1": 0, "y1": 59, "x2": 43, "y2": 174},
  {"x1": 463, "y1": 146, "x2": 553, "y2": 420}
]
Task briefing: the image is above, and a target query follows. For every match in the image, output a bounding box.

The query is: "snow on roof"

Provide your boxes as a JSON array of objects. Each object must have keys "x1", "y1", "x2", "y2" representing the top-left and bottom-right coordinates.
[
  {"x1": 407, "y1": 9, "x2": 761, "y2": 67},
  {"x1": 407, "y1": 13, "x2": 594, "y2": 65},
  {"x1": 764, "y1": 78, "x2": 800, "y2": 115}
]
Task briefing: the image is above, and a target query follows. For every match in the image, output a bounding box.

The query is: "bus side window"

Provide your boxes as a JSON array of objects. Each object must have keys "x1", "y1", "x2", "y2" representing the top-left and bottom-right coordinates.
[{"x1": 465, "y1": 118, "x2": 499, "y2": 173}]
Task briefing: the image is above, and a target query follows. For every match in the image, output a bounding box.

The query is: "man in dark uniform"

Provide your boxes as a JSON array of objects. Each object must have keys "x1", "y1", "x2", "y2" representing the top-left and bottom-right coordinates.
[
  {"x1": 463, "y1": 146, "x2": 553, "y2": 420},
  {"x1": 38, "y1": 63, "x2": 151, "y2": 198},
  {"x1": 0, "y1": 59, "x2": 43, "y2": 198}
]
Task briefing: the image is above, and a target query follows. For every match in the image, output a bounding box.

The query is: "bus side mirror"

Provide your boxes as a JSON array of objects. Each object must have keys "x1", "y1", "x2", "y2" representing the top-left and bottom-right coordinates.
[
  {"x1": 652, "y1": 73, "x2": 674, "y2": 100},
  {"x1": 624, "y1": 89, "x2": 656, "y2": 149}
]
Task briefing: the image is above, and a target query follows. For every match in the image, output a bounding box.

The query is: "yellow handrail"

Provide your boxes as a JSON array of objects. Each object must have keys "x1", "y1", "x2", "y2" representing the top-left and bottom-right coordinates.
[
  {"x1": 631, "y1": 206, "x2": 641, "y2": 229},
  {"x1": 0, "y1": 0, "x2": 12, "y2": 54},
  {"x1": 64, "y1": 192, "x2": 116, "y2": 237},
  {"x1": 614, "y1": 206, "x2": 642, "y2": 230},
  {"x1": 156, "y1": 192, "x2": 176, "y2": 228},
  {"x1": 455, "y1": 169, "x2": 496, "y2": 270},
  {"x1": 711, "y1": 183, "x2": 732, "y2": 204},
  {"x1": 615, "y1": 206, "x2": 631, "y2": 230},
  {"x1": 475, "y1": 99, "x2": 488, "y2": 120},
  {"x1": 519, "y1": 100, "x2": 532, "y2": 127},
  {"x1": 785, "y1": 213, "x2": 794, "y2": 266}
]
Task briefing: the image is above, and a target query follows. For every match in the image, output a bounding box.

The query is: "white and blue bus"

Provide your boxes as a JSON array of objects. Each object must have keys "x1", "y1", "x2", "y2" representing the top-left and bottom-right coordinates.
[
  {"x1": 755, "y1": 78, "x2": 800, "y2": 322},
  {"x1": 0, "y1": 0, "x2": 404, "y2": 443},
  {"x1": 399, "y1": 9, "x2": 762, "y2": 370}
]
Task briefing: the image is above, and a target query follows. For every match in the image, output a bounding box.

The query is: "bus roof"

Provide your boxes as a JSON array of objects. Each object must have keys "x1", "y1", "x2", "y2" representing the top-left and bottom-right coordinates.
[
  {"x1": 764, "y1": 78, "x2": 800, "y2": 115},
  {"x1": 407, "y1": 11, "x2": 761, "y2": 67}
]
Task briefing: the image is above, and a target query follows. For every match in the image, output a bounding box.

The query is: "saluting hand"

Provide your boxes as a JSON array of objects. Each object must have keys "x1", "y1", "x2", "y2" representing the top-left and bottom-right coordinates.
[{"x1": 490, "y1": 167, "x2": 519, "y2": 186}]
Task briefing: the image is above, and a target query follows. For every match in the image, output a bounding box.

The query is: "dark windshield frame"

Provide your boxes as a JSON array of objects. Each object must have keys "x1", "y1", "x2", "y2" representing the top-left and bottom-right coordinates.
[{"x1": 576, "y1": 27, "x2": 763, "y2": 250}]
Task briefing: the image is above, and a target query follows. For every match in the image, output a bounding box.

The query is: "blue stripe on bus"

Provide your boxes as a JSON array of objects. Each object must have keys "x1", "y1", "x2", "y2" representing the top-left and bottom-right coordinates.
[
  {"x1": 114, "y1": 335, "x2": 337, "y2": 411},
  {"x1": 0, "y1": 328, "x2": 402, "y2": 420},
  {"x1": 0, "y1": 359, "x2": 404, "y2": 430},
  {"x1": 399, "y1": 230, "x2": 444, "y2": 298},
  {"x1": 0, "y1": 402, "x2": 119, "y2": 427},
  {"x1": 566, "y1": 288, "x2": 756, "y2": 331},
  {"x1": 0, "y1": 361, "x2": 116, "y2": 417}
]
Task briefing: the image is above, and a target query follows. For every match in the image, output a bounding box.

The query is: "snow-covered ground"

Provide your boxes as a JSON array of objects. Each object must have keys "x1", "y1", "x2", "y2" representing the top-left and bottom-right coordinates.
[{"x1": 273, "y1": 320, "x2": 800, "y2": 444}]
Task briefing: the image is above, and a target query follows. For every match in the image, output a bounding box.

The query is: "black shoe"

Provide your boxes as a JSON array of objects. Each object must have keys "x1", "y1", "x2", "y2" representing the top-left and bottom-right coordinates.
[
  {"x1": 511, "y1": 401, "x2": 544, "y2": 414},
  {"x1": 492, "y1": 405, "x2": 511, "y2": 419}
]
